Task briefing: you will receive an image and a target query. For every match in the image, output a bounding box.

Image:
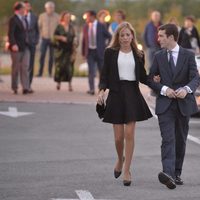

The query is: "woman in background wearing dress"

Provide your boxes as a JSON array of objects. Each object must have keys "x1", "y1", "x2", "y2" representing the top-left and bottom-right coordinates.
[
  {"x1": 98, "y1": 22, "x2": 152, "y2": 186},
  {"x1": 53, "y1": 11, "x2": 76, "y2": 91}
]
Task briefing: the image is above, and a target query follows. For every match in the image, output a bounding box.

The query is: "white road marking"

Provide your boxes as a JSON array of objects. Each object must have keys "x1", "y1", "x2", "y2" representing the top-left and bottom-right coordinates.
[
  {"x1": 0, "y1": 107, "x2": 34, "y2": 118},
  {"x1": 149, "y1": 106, "x2": 200, "y2": 145},
  {"x1": 51, "y1": 190, "x2": 117, "y2": 200}
]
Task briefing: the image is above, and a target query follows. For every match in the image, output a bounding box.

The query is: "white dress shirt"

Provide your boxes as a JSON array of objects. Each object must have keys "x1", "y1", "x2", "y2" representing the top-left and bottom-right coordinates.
[
  {"x1": 88, "y1": 20, "x2": 97, "y2": 49},
  {"x1": 161, "y1": 44, "x2": 192, "y2": 96},
  {"x1": 118, "y1": 51, "x2": 136, "y2": 81}
]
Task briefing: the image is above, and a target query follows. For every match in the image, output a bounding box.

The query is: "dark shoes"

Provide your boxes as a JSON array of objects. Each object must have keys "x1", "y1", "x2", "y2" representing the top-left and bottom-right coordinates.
[
  {"x1": 175, "y1": 175, "x2": 184, "y2": 185},
  {"x1": 13, "y1": 89, "x2": 18, "y2": 94},
  {"x1": 123, "y1": 172, "x2": 132, "y2": 186},
  {"x1": 22, "y1": 89, "x2": 34, "y2": 95},
  {"x1": 87, "y1": 90, "x2": 95, "y2": 95},
  {"x1": 114, "y1": 170, "x2": 122, "y2": 179},
  {"x1": 123, "y1": 180, "x2": 132, "y2": 186},
  {"x1": 158, "y1": 172, "x2": 176, "y2": 189}
]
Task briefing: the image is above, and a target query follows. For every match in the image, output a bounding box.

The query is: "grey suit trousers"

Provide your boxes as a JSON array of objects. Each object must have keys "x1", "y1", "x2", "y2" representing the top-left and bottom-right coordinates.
[
  {"x1": 11, "y1": 48, "x2": 30, "y2": 91},
  {"x1": 158, "y1": 100, "x2": 189, "y2": 179}
]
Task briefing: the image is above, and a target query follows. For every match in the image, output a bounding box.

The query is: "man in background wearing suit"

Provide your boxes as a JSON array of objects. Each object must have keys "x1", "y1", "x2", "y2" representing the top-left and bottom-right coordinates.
[
  {"x1": 82, "y1": 10, "x2": 111, "y2": 95},
  {"x1": 24, "y1": 0, "x2": 39, "y2": 92},
  {"x1": 8, "y1": 1, "x2": 30, "y2": 94},
  {"x1": 148, "y1": 24, "x2": 200, "y2": 189}
]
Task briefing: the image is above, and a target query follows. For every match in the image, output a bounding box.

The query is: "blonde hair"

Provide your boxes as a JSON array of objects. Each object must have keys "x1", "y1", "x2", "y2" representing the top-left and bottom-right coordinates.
[{"x1": 108, "y1": 22, "x2": 143, "y2": 58}]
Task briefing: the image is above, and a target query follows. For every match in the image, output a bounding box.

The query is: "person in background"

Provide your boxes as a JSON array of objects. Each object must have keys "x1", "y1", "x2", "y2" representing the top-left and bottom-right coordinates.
[
  {"x1": 82, "y1": 10, "x2": 111, "y2": 95},
  {"x1": 8, "y1": 1, "x2": 30, "y2": 94},
  {"x1": 168, "y1": 17, "x2": 181, "y2": 32},
  {"x1": 24, "y1": 0, "x2": 39, "y2": 93},
  {"x1": 97, "y1": 9, "x2": 110, "y2": 30},
  {"x1": 178, "y1": 15, "x2": 200, "y2": 55},
  {"x1": 143, "y1": 10, "x2": 162, "y2": 68},
  {"x1": 98, "y1": 22, "x2": 152, "y2": 186},
  {"x1": 37, "y1": 1, "x2": 59, "y2": 77},
  {"x1": 109, "y1": 9, "x2": 126, "y2": 35},
  {"x1": 53, "y1": 11, "x2": 76, "y2": 91}
]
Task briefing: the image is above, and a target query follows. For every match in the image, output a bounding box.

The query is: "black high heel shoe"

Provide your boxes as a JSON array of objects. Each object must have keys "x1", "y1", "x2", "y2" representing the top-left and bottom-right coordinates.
[
  {"x1": 114, "y1": 157, "x2": 125, "y2": 179},
  {"x1": 114, "y1": 170, "x2": 122, "y2": 179},
  {"x1": 123, "y1": 172, "x2": 132, "y2": 186}
]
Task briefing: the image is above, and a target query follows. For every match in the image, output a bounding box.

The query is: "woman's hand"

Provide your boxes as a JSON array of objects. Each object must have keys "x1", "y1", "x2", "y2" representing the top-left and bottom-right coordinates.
[
  {"x1": 97, "y1": 90, "x2": 105, "y2": 105},
  {"x1": 153, "y1": 75, "x2": 161, "y2": 83},
  {"x1": 60, "y1": 36, "x2": 67, "y2": 42}
]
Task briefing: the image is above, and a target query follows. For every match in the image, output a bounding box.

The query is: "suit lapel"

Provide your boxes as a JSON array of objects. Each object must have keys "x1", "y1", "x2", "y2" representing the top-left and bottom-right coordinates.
[
  {"x1": 15, "y1": 15, "x2": 24, "y2": 31},
  {"x1": 173, "y1": 47, "x2": 186, "y2": 80},
  {"x1": 112, "y1": 49, "x2": 120, "y2": 81}
]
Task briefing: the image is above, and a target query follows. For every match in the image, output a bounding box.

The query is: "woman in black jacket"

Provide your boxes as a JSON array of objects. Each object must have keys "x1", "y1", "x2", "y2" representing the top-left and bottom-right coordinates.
[
  {"x1": 178, "y1": 15, "x2": 200, "y2": 54},
  {"x1": 97, "y1": 22, "x2": 152, "y2": 186}
]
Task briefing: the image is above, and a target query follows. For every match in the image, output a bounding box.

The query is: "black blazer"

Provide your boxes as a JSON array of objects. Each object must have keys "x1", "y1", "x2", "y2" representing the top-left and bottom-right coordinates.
[
  {"x1": 148, "y1": 47, "x2": 200, "y2": 116},
  {"x1": 178, "y1": 26, "x2": 200, "y2": 49},
  {"x1": 8, "y1": 14, "x2": 28, "y2": 51},
  {"x1": 27, "y1": 12, "x2": 39, "y2": 46},
  {"x1": 99, "y1": 48, "x2": 147, "y2": 92}
]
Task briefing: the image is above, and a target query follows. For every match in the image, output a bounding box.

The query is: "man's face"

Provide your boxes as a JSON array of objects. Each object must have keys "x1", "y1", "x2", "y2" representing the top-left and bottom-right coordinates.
[
  {"x1": 18, "y1": 6, "x2": 26, "y2": 16},
  {"x1": 184, "y1": 19, "x2": 193, "y2": 28},
  {"x1": 151, "y1": 12, "x2": 161, "y2": 24},
  {"x1": 158, "y1": 30, "x2": 171, "y2": 49},
  {"x1": 86, "y1": 13, "x2": 95, "y2": 24},
  {"x1": 24, "y1": 3, "x2": 31, "y2": 12},
  {"x1": 45, "y1": 5, "x2": 54, "y2": 15}
]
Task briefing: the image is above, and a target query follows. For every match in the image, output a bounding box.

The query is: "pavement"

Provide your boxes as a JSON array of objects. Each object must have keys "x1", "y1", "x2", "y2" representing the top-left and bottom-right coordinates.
[
  {"x1": 0, "y1": 75, "x2": 98, "y2": 104},
  {"x1": 0, "y1": 75, "x2": 200, "y2": 200}
]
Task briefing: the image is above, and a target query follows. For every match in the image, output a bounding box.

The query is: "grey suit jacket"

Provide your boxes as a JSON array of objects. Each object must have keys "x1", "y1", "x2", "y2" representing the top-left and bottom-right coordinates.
[
  {"x1": 148, "y1": 47, "x2": 200, "y2": 116},
  {"x1": 27, "y1": 12, "x2": 39, "y2": 46}
]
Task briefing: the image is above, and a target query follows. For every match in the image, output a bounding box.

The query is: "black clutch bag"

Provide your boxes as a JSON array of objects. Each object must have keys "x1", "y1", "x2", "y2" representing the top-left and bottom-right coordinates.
[{"x1": 96, "y1": 103, "x2": 106, "y2": 119}]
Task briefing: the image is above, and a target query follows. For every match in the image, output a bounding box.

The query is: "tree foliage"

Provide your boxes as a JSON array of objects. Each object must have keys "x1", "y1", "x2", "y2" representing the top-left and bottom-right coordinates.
[{"x1": 1, "y1": 0, "x2": 200, "y2": 41}]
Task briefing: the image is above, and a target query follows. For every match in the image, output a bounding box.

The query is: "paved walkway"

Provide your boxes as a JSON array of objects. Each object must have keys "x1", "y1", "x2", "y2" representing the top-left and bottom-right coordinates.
[{"x1": 0, "y1": 75, "x2": 151, "y2": 104}]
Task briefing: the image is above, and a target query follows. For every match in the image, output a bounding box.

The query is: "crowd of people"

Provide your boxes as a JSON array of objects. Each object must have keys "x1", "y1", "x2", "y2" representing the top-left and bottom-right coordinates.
[
  {"x1": 4, "y1": 0, "x2": 200, "y2": 189},
  {"x1": 5, "y1": 1, "x2": 200, "y2": 96}
]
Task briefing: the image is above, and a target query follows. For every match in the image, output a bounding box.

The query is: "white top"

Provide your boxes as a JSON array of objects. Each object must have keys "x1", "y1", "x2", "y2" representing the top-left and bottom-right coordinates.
[{"x1": 117, "y1": 51, "x2": 136, "y2": 81}]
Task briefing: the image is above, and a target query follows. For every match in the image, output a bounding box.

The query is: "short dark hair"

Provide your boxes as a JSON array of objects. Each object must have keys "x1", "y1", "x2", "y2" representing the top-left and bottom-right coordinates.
[
  {"x1": 185, "y1": 15, "x2": 196, "y2": 23},
  {"x1": 23, "y1": 0, "x2": 29, "y2": 3},
  {"x1": 13, "y1": 2, "x2": 24, "y2": 11},
  {"x1": 158, "y1": 23, "x2": 179, "y2": 41},
  {"x1": 86, "y1": 10, "x2": 96, "y2": 17}
]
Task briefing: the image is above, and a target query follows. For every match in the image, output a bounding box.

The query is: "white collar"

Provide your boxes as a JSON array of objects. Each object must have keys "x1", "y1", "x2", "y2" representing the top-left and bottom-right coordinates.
[{"x1": 170, "y1": 44, "x2": 179, "y2": 53}]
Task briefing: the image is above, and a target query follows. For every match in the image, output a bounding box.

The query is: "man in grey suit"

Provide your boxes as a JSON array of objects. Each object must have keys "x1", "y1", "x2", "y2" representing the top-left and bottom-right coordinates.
[
  {"x1": 148, "y1": 24, "x2": 200, "y2": 189},
  {"x1": 8, "y1": 1, "x2": 30, "y2": 94},
  {"x1": 24, "y1": 1, "x2": 39, "y2": 92}
]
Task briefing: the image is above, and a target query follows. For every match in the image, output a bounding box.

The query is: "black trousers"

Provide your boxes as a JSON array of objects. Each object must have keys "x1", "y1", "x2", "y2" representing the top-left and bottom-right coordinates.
[{"x1": 158, "y1": 100, "x2": 189, "y2": 178}]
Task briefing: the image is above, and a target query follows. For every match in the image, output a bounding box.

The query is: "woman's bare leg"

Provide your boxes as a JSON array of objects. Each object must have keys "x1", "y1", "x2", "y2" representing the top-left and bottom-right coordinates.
[
  {"x1": 123, "y1": 121, "x2": 136, "y2": 181},
  {"x1": 113, "y1": 124, "x2": 125, "y2": 171}
]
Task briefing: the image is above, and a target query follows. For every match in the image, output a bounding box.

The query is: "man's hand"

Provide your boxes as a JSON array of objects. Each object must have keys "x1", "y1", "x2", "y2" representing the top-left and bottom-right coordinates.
[
  {"x1": 175, "y1": 88, "x2": 187, "y2": 99},
  {"x1": 166, "y1": 88, "x2": 177, "y2": 98}
]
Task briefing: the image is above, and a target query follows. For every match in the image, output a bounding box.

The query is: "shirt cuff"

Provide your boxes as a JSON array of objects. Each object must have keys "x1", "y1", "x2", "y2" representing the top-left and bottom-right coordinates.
[
  {"x1": 184, "y1": 86, "x2": 193, "y2": 93},
  {"x1": 161, "y1": 86, "x2": 169, "y2": 96}
]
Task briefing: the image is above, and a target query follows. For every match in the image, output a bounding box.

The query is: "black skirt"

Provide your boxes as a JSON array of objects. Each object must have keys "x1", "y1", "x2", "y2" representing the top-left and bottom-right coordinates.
[{"x1": 103, "y1": 81, "x2": 152, "y2": 124}]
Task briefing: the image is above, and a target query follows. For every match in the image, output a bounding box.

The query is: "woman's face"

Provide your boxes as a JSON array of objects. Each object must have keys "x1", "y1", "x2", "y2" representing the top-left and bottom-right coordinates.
[
  {"x1": 119, "y1": 27, "x2": 133, "y2": 48},
  {"x1": 63, "y1": 13, "x2": 71, "y2": 24}
]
